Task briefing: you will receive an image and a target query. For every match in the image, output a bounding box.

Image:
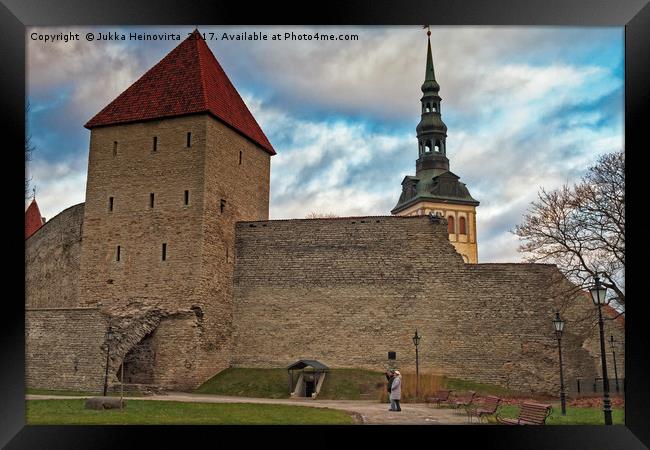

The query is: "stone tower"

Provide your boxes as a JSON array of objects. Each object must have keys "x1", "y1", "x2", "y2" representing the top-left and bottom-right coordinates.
[
  {"x1": 78, "y1": 31, "x2": 274, "y2": 388},
  {"x1": 392, "y1": 31, "x2": 479, "y2": 263}
]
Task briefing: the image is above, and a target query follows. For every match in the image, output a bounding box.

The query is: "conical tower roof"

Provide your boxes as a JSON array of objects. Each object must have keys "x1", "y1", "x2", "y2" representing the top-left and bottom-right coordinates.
[
  {"x1": 25, "y1": 199, "x2": 45, "y2": 239},
  {"x1": 85, "y1": 30, "x2": 275, "y2": 155}
]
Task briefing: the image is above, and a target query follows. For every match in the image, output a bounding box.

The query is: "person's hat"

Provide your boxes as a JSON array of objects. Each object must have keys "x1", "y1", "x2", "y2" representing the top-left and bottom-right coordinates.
[{"x1": 393, "y1": 370, "x2": 401, "y2": 375}]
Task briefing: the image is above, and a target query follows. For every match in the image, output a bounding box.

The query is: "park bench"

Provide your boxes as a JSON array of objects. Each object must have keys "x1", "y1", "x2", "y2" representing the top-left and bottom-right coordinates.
[
  {"x1": 425, "y1": 390, "x2": 452, "y2": 407},
  {"x1": 467, "y1": 395, "x2": 501, "y2": 423},
  {"x1": 450, "y1": 390, "x2": 476, "y2": 409},
  {"x1": 497, "y1": 401, "x2": 552, "y2": 425}
]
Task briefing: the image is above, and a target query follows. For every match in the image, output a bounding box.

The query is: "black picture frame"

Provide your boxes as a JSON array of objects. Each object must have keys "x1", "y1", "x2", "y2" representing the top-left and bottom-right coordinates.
[{"x1": 2, "y1": 0, "x2": 648, "y2": 448}]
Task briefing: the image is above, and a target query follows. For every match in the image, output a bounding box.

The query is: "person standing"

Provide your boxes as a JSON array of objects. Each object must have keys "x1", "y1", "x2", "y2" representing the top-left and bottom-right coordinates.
[
  {"x1": 390, "y1": 370, "x2": 402, "y2": 412},
  {"x1": 386, "y1": 370, "x2": 396, "y2": 411}
]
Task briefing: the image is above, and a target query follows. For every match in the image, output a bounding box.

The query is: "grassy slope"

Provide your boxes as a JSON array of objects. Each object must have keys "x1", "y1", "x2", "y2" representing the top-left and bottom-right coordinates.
[
  {"x1": 26, "y1": 399, "x2": 354, "y2": 425},
  {"x1": 195, "y1": 368, "x2": 386, "y2": 400}
]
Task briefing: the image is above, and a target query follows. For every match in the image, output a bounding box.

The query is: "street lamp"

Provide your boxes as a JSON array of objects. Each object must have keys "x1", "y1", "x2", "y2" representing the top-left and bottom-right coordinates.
[
  {"x1": 589, "y1": 274, "x2": 613, "y2": 425},
  {"x1": 552, "y1": 311, "x2": 567, "y2": 415},
  {"x1": 103, "y1": 324, "x2": 114, "y2": 397},
  {"x1": 412, "y1": 329, "x2": 421, "y2": 400},
  {"x1": 609, "y1": 335, "x2": 620, "y2": 394}
]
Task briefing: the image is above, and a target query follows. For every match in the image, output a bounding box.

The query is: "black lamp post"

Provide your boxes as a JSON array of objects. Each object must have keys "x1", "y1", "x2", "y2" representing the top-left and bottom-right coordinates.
[
  {"x1": 412, "y1": 329, "x2": 421, "y2": 399},
  {"x1": 589, "y1": 274, "x2": 613, "y2": 425},
  {"x1": 552, "y1": 311, "x2": 567, "y2": 415},
  {"x1": 103, "y1": 324, "x2": 114, "y2": 397},
  {"x1": 609, "y1": 335, "x2": 620, "y2": 394}
]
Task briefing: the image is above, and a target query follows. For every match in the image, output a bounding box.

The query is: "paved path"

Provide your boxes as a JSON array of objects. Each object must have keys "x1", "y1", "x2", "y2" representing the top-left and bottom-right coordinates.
[{"x1": 27, "y1": 392, "x2": 472, "y2": 425}]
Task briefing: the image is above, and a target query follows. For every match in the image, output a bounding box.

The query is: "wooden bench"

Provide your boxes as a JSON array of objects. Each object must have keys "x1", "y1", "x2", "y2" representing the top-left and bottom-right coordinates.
[
  {"x1": 497, "y1": 402, "x2": 552, "y2": 425},
  {"x1": 450, "y1": 390, "x2": 476, "y2": 409},
  {"x1": 425, "y1": 390, "x2": 452, "y2": 407},
  {"x1": 467, "y1": 395, "x2": 501, "y2": 423}
]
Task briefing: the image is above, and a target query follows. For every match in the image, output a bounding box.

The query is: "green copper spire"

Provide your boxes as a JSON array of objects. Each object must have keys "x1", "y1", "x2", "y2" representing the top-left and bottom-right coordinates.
[
  {"x1": 416, "y1": 31, "x2": 447, "y2": 174},
  {"x1": 391, "y1": 28, "x2": 479, "y2": 216},
  {"x1": 422, "y1": 34, "x2": 440, "y2": 93}
]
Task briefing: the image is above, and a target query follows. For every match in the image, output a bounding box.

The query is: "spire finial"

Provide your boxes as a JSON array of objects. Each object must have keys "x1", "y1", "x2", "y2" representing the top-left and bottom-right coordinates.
[
  {"x1": 423, "y1": 27, "x2": 436, "y2": 83},
  {"x1": 32, "y1": 187, "x2": 36, "y2": 201}
]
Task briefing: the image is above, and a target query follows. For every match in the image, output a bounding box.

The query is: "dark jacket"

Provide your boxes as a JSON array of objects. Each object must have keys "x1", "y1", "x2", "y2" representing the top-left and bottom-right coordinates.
[{"x1": 386, "y1": 375, "x2": 395, "y2": 393}]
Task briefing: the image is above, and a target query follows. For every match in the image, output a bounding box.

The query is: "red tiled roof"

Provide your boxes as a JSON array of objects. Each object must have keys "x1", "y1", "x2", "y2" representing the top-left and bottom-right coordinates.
[
  {"x1": 84, "y1": 30, "x2": 275, "y2": 155},
  {"x1": 25, "y1": 199, "x2": 45, "y2": 239}
]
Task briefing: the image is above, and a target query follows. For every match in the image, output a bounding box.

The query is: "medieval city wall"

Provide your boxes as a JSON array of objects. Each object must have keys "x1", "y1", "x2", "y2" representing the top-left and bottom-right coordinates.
[
  {"x1": 25, "y1": 203, "x2": 84, "y2": 309},
  {"x1": 26, "y1": 307, "x2": 107, "y2": 391},
  {"x1": 232, "y1": 216, "x2": 622, "y2": 395}
]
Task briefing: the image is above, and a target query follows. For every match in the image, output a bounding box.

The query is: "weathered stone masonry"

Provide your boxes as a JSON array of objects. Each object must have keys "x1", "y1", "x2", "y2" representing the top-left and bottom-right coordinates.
[
  {"x1": 25, "y1": 203, "x2": 84, "y2": 309},
  {"x1": 232, "y1": 215, "x2": 623, "y2": 395}
]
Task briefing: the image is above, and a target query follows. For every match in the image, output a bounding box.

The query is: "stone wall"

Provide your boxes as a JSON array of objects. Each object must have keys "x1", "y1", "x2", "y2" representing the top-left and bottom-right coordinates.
[
  {"x1": 26, "y1": 307, "x2": 107, "y2": 391},
  {"x1": 232, "y1": 216, "x2": 623, "y2": 395},
  {"x1": 25, "y1": 203, "x2": 84, "y2": 308}
]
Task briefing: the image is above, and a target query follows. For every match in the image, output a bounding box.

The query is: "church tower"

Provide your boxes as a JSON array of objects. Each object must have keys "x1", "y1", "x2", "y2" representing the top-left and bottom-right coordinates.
[
  {"x1": 78, "y1": 31, "x2": 274, "y2": 388},
  {"x1": 392, "y1": 30, "x2": 479, "y2": 263}
]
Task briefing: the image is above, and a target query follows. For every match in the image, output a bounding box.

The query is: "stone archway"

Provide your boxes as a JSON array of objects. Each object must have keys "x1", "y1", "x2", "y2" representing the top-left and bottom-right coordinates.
[{"x1": 117, "y1": 329, "x2": 156, "y2": 384}]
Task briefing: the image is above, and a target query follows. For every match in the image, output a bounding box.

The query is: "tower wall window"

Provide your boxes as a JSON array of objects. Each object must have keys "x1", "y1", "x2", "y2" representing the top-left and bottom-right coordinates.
[
  {"x1": 447, "y1": 216, "x2": 455, "y2": 234},
  {"x1": 109, "y1": 197, "x2": 114, "y2": 212},
  {"x1": 112, "y1": 141, "x2": 118, "y2": 157},
  {"x1": 116, "y1": 245, "x2": 121, "y2": 261},
  {"x1": 184, "y1": 190, "x2": 189, "y2": 206},
  {"x1": 162, "y1": 243, "x2": 167, "y2": 261},
  {"x1": 186, "y1": 132, "x2": 192, "y2": 147},
  {"x1": 239, "y1": 150, "x2": 242, "y2": 165},
  {"x1": 220, "y1": 199, "x2": 226, "y2": 214},
  {"x1": 459, "y1": 217, "x2": 467, "y2": 235},
  {"x1": 153, "y1": 136, "x2": 158, "y2": 152},
  {"x1": 150, "y1": 193, "x2": 155, "y2": 208}
]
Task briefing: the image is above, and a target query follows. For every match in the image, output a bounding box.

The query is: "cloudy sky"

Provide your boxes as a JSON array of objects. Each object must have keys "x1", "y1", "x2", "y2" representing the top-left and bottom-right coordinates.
[{"x1": 26, "y1": 26, "x2": 623, "y2": 262}]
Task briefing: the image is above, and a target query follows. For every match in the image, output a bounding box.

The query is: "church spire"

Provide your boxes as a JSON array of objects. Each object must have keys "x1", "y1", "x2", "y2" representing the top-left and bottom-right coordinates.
[
  {"x1": 422, "y1": 33, "x2": 439, "y2": 92},
  {"x1": 416, "y1": 30, "x2": 448, "y2": 174}
]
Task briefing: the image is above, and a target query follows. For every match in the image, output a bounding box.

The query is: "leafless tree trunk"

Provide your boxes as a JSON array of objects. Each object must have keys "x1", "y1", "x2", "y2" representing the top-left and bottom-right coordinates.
[{"x1": 513, "y1": 151, "x2": 624, "y2": 310}]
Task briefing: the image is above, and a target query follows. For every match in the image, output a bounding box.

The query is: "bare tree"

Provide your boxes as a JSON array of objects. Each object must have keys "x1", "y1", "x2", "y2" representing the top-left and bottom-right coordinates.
[
  {"x1": 513, "y1": 151, "x2": 624, "y2": 309},
  {"x1": 26, "y1": 102, "x2": 35, "y2": 199},
  {"x1": 305, "y1": 212, "x2": 339, "y2": 219}
]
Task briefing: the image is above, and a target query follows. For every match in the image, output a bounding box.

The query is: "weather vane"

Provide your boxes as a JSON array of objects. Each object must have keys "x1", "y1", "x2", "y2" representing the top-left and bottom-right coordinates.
[{"x1": 422, "y1": 24, "x2": 431, "y2": 36}]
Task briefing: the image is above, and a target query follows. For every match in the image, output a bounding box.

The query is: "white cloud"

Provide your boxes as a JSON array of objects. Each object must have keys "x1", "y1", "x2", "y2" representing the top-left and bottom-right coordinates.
[
  {"x1": 26, "y1": 26, "x2": 623, "y2": 265},
  {"x1": 27, "y1": 159, "x2": 87, "y2": 221}
]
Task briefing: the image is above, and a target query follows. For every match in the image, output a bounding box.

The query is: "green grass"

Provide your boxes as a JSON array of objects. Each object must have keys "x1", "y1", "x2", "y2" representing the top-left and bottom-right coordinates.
[
  {"x1": 26, "y1": 399, "x2": 354, "y2": 425},
  {"x1": 195, "y1": 368, "x2": 385, "y2": 400},
  {"x1": 195, "y1": 368, "x2": 290, "y2": 398},
  {"x1": 316, "y1": 369, "x2": 385, "y2": 400},
  {"x1": 492, "y1": 405, "x2": 625, "y2": 425}
]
